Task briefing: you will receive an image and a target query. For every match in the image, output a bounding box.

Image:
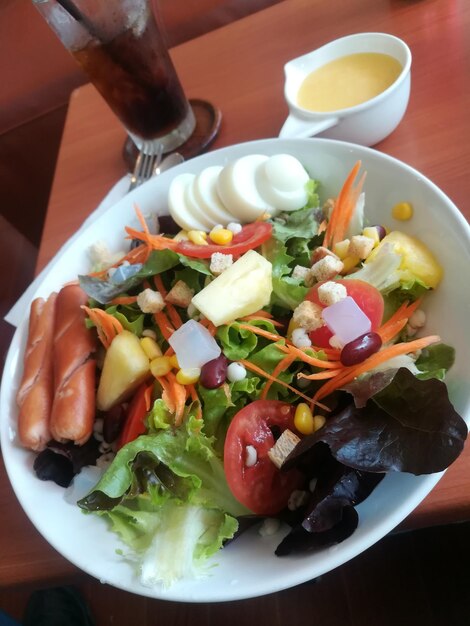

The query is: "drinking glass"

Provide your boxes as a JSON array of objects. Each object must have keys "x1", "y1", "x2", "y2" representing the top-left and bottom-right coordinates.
[{"x1": 32, "y1": 0, "x2": 196, "y2": 153}]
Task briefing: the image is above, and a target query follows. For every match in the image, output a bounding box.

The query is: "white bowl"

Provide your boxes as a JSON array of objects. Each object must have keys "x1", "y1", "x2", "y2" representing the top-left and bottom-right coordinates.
[
  {"x1": 1, "y1": 138, "x2": 469, "y2": 602},
  {"x1": 279, "y1": 33, "x2": 412, "y2": 146}
]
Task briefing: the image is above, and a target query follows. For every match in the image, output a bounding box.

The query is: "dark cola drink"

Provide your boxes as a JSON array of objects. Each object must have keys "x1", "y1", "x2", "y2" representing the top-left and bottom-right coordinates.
[{"x1": 71, "y1": 6, "x2": 191, "y2": 140}]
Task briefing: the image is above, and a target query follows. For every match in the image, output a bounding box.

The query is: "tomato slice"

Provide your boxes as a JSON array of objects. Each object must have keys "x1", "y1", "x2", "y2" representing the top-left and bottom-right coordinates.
[
  {"x1": 175, "y1": 222, "x2": 272, "y2": 259},
  {"x1": 117, "y1": 382, "x2": 153, "y2": 449},
  {"x1": 224, "y1": 400, "x2": 303, "y2": 515},
  {"x1": 306, "y1": 279, "x2": 384, "y2": 348}
]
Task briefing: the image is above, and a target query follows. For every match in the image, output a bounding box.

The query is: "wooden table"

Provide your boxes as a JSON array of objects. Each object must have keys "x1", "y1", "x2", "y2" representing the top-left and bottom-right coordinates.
[{"x1": 2, "y1": 0, "x2": 469, "y2": 587}]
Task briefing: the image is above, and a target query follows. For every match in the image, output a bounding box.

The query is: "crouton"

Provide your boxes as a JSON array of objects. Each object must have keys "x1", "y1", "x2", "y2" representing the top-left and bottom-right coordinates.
[
  {"x1": 311, "y1": 255, "x2": 344, "y2": 282},
  {"x1": 268, "y1": 429, "x2": 301, "y2": 469},
  {"x1": 165, "y1": 280, "x2": 195, "y2": 308},
  {"x1": 292, "y1": 265, "x2": 310, "y2": 282},
  {"x1": 292, "y1": 300, "x2": 324, "y2": 332},
  {"x1": 311, "y1": 246, "x2": 340, "y2": 265},
  {"x1": 317, "y1": 281, "x2": 347, "y2": 306},
  {"x1": 210, "y1": 252, "x2": 233, "y2": 275},
  {"x1": 348, "y1": 235, "x2": 375, "y2": 260},
  {"x1": 137, "y1": 288, "x2": 165, "y2": 314}
]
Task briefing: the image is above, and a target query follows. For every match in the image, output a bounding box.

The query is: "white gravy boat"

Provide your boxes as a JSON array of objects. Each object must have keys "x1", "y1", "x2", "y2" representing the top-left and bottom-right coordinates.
[{"x1": 279, "y1": 32, "x2": 412, "y2": 146}]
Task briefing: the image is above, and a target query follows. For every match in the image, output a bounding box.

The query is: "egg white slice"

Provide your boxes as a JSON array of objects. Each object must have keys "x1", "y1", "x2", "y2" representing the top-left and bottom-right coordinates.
[
  {"x1": 168, "y1": 173, "x2": 209, "y2": 232},
  {"x1": 217, "y1": 155, "x2": 275, "y2": 222},
  {"x1": 256, "y1": 154, "x2": 310, "y2": 211},
  {"x1": 184, "y1": 178, "x2": 217, "y2": 230},
  {"x1": 192, "y1": 166, "x2": 235, "y2": 224}
]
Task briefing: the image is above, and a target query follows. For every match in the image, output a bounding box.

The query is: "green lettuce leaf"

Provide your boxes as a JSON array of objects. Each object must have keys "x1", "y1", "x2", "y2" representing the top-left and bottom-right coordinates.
[
  {"x1": 216, "y1": 319, "x2": 278, "y2": 360},
  {"x1": 198, "y1": 377, "x2": 261, "y2": 445},
  {"x1": 263, "y1": 238, "x2": 309, "y2": 311},
  {"x1": 415, "y1": 344, "x2": 455, "y2": 380}
]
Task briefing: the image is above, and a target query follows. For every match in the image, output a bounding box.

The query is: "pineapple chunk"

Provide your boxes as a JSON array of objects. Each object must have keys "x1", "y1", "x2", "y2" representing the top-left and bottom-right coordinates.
[
  {"x1": 97, "y1": 330, "x2": 150, "y2": 411},
  {"x1": 366, "y1": 231, "x2": 443, "y2": 289},
  {"x1": 191, "y1": 250, "x2": 273, "y2": 326}
]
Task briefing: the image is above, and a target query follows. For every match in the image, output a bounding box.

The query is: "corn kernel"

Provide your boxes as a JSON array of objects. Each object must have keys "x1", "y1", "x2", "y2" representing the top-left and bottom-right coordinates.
[
  {"x1": 392, "y1": 202, "x2": 413, "y2": 221},
  {"x1": 294, "y1": 403, "x2": 314, "y2": 435},
  {"x1": 150, "y1": 356, "x2": 172, "y2": 377},
  {"x1": 140, "y1": 336, "x2": 162, "y2": 360},
  {"x1": 209, "y1": 228, "x2": 234, "y2": 246},
  {"x1": 176, "y1": 367, "x2": 201, "y2": 385},
  {"x1": 287, "y1": 317, "x2": 299, "y2": 339},
  {"x1": 174, "y1": 230, "x2": 189, "y2": 242},
  {"x1": 362, "y1": 226, "x2": 380, "y2": 246},
  {"x1": 187, "y1": 230, "x2": 208, "y2": 246},
  {"x1": 341, "y1": 255, "x2": 360, "y2": 273},
  {"x1": 312, "y1": 415, "x2": 326, "y2": 432},
  {"x1": 333, "y1": 239, "x2": 350, "y2": 260},
  {"x1": 169, "y1": 354, "x2": 179, "y2": 369}
]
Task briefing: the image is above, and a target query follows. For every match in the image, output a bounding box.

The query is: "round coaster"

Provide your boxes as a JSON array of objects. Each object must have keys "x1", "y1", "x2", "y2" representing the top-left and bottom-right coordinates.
[{"x1": 122, "y1": 98, "x2": 222, "y2": 172}]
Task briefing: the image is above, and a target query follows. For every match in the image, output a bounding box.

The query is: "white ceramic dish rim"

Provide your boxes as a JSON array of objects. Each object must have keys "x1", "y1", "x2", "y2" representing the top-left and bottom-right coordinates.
[
  {"x1": 1, "y1": 137, "x2": 470, "y2": 603},
  {"x1": 284, "y1": 32, "x2": 412, "y2": 118}
]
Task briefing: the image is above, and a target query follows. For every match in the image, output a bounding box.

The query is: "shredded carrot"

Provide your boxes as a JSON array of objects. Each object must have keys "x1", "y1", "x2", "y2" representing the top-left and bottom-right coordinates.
[
  {"x1": 311, "y1": 334, "x2": 441, "y2": 402},
  {"x1": 297, "y1": 369, "x2": 342, "y2": 381},
  {"x1": 143, "y1": 384, "x2": 153, "y2": 411},
  {"x1": 156, "y1": 376, "x2": 176, "y2": 414},
  {"x1": 154, "y1": 311, "x2": 175, "y2": 341},
  {"x1": 88, "y1": 244, "x2": 150, "y2": 278},
  {"x1": 187, "y1": 384, "x2": 202, "y2": 419},
  {"x1": 166, "y1": 371, "x2": 187, "y2": 427},
  {"x1": 199, "y1": 318, "x2": 217, "y2": 335},
  {"x1": 125, "y1": 225, "x2": 179, "y2": 252},
  {"x1": 377, "y1": 319, "x2": 409, "y2": 344},
  {"x1": 260, "y1": 354, "x2": 297, "y2": 400},
  {"x1": 239, "y1": 314, "x2": 283, "y2": 328},
  {"x1": 237, "y1": 323, "x2": 283, "y2": 343},
  {"x1": 276, "y1": 344, "x2": 341, "y2": 369},
  {"x1": 377, "y1": 298, "x2": 423, "y2": 344},
  {"x1": 239, "y1": 359, "x2": 317, "y2": 406},
  {"x1": 323, "y1": 161, "x2": 366, "y2": 249},
  {"x1": 109, "y1": 296, "x2": 138, "y2": 306},
  {"x1": 81, "y1": 306, "x2": 123, "y2": 349},
  {"x1": 134, "y1": 204, "x2": 151, "y2": 236},
  {"x1": 153, "y1": 275, "x2": 183, "y2": 329},
  {"x1": 153, "y1": 274, "x2": 167, "y2": 297},
  {"x1": 318, "y1": 219, "x2": 328, "y2": 235}
]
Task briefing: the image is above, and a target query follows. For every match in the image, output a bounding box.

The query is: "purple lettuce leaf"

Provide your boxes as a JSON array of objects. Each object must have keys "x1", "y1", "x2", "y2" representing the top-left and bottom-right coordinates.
[{"x1": 284, "y1": 368, "x2": 467, "y2": 475}]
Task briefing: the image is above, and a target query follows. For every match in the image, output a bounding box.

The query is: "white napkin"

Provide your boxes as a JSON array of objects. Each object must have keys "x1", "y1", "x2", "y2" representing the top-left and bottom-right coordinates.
[{"x1": 4, "y1": 175, "x2": 130, "y2": 328}]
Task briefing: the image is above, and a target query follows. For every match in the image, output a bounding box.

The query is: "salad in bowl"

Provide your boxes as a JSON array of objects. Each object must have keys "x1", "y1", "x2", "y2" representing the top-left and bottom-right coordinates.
[{"x1": 2, "y1": 138, "x2": 469, "y2": 602}]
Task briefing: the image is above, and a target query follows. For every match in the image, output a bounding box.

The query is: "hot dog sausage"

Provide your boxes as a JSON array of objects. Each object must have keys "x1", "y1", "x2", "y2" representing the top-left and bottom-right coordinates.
[
  {"x1": 49, "y1": 284, "x2": 97, "y2": 445},
  {"x1": 16, "y1": 293, "x2": 57, "y2": 451}
]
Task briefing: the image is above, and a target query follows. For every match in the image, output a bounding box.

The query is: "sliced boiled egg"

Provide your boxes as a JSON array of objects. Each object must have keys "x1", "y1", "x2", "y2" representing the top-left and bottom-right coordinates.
[
  {"x1": 217, "y1": 155, "x2": 275, "y2": 222},
  {"x1": 184, "y1": 177, "x2": 216, "y2": 230},
  {"x1": 168, "y1": 173, "x2": 209, "y2": 232},
  {"x1": 192, "y1": 166, "x2": 235, "y2": 225},
  {"x1": 256, "y1": 154, "x2": 310, "y2": 211}
]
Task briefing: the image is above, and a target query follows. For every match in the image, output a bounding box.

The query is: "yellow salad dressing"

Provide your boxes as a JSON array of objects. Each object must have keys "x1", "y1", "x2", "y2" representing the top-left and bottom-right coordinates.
[{"x1": 297, "y1": 52, "x2": 403, "y2": 112}]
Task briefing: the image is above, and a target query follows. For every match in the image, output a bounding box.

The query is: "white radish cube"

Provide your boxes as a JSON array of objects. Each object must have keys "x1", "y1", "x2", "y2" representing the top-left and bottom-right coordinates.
[
  {"x1": 168, "y1": 320, "x2": 221, "y2": 369},
  {"x1": 321, "y1": 296, "x2": 371, "y2": 345}
]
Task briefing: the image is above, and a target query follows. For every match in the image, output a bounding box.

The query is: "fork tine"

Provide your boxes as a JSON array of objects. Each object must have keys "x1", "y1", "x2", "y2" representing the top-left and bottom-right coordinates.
[{"x1": 129, "y1": 141, "x2": 165, "y2": 191}]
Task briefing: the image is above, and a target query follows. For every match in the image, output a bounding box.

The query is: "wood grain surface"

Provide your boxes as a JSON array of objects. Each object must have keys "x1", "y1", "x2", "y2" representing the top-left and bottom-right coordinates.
[{"x1": 2, "y1": 0, "x2": 469, "y2": 589}]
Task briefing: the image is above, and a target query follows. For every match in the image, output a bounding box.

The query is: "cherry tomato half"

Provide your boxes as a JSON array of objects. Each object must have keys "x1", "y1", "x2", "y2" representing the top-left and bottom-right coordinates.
[
  {"x1": 175, "y1": 222, "x2": 272, "y2": 259},
  {"x1": 224, "y1": 400, "x2": 303, "y2": 515},
  {"x1": 306, "y1": 279, "x2": 384, "y2": 348}
]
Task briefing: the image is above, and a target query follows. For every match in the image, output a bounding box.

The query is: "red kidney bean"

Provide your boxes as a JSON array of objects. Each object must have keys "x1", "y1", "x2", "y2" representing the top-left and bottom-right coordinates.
[
  {"x1": 103, "y1": 404, "x2": 127, "y2": 443},
  {"x1": 340, "y1": 332, "x2": 382, "y2": 366},
  {"x1": 374, "y1": 225, "x2": 387, "y2": 241},
  {"x1": 200, "y1": 355, "x2": 228, "y2": 389}
]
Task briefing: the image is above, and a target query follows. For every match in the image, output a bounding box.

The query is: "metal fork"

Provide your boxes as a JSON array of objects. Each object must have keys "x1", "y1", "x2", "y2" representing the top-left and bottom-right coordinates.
[{"x1": 128, "y1": 141, "x2": 163, "y2": 191}]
